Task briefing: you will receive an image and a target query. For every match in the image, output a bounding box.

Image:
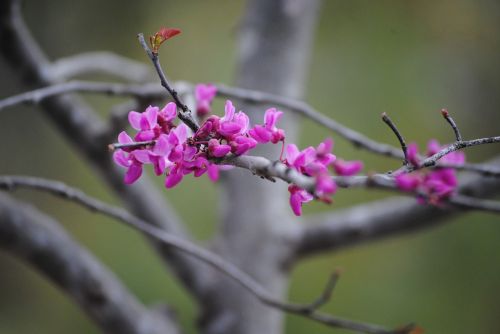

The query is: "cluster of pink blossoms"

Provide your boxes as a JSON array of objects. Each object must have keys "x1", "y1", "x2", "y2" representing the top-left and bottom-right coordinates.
[
  {"x1": 113, "y1": 84, "x2": 364, "y2": 216},
  {"x1": 395, "y1": 140, "x2": 465, "y2": 204}
]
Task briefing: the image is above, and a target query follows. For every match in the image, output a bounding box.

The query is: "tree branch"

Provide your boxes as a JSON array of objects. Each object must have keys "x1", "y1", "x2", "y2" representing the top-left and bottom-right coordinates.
[
  {"x1": 296, "y1": 157, "x2": 500, "y2": 257},
  {"x1": 0, "y1": 0, "x2": 209, "y2": 301},
  {"x1": 0, "y1": 175, "x2": 413, "y2": 334},
  {"x1": 137, "y1": 33, "x2": 199, "y2": 132},
  {"x1": 0, "y1": 192, "x2": 179, "y2": 334},
  {"x1": 50, "y1": 51, "x2": 153, "y2": 82}
]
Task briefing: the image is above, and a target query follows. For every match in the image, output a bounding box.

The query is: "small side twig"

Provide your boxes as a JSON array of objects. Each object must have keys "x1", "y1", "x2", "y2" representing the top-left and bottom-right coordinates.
[
  {"x1": 301, "y1": 269, "x2": 342, "y2": 312},
  {"x1": 137, "y1": 33, "x2": 199, "y2": 132},
  {"x1": 381, "y1": 112, "x2": 408, "y2": 165},
  {"x1": 441, "y1": 109, "x2": 462, "y2": 142},
  {"x1": 108, "y1": 140, "x2": 156, "y2": 151}
]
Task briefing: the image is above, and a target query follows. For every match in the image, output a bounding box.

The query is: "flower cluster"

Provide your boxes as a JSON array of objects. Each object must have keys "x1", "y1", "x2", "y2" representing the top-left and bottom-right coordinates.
[
  {"x1": 113, "y1": 96, "x2": 285, "y2": 190},
  {"x1": 113, "y1": 84, "x2": 364, "y2": 216},
  {"x1": 283, "y1": 139, "x2": 363, "y2": 216},
  {"x1": 395, "y1": 139, "x2": 465, "y2": 204}
]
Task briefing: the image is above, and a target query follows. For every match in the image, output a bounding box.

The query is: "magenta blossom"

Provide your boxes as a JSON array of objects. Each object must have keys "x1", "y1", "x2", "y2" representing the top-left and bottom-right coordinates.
[
  {"x1": 288, "y1": 185, "x2": 314, "y2": 216},
  {"x1": 249, "y1": 108, "x2": 285, "y2": 144},
  {"x1": 195, "y1": 84, "x2": 217, "y2": 117},
  {"x1": 219, "y1": 101, "x2": 250, "y2": 137},
  {"x1": 113, "y1": 132, "x2": 150, "y2": 184},
  {"x1": 128, "y1": 106, "x2": 159, "y2": 141},
  {"x1": 332, "y1": 159, "x2": 363, "y2": 176},
  {"x1": 395, "y1": 173, "x2": 421, "y2": 191}
]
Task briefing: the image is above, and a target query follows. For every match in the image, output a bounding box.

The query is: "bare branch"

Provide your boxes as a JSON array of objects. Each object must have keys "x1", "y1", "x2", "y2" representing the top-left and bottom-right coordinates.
[
  {"x1": 381, "y1": 112, "x2": 408, "y2": 165},
  {"x1": 50, "y1": 51, "x2": 153, "y2": 82},
  {"x1": 0, "y1": 192, "x2": 179, "y2": 334},
  {"x1": 441, "y1": 109, "x2": 462, "y2": 142},
  {"x1": 0, "y1": 175, "x2": 414, "y2": 334}
]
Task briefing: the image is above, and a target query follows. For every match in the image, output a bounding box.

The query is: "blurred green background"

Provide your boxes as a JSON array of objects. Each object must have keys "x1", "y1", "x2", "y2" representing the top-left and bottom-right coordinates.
[{"x1": 1, "y1": 1, "x2": 500, "y2": 333}]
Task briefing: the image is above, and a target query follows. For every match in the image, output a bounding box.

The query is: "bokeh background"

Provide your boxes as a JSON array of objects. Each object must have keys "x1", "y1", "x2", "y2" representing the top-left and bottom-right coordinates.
[{"x1": 1, "y1": 1, "x2": 500, "y2": 333}]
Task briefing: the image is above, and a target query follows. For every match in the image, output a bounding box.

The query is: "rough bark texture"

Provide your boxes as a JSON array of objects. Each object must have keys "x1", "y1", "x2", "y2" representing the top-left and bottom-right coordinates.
[
  {"x1": 0, "y1": 193, "x2": 179, "y2": 334},
  {"x1": 200, "y1": 1, "x2": 321, "y2": 334}
]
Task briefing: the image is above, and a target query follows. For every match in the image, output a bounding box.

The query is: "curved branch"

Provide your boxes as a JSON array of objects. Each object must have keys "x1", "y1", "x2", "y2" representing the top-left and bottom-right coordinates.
[
  {"x1": 0, "y1": 193, "x2": 179, "y2": 334},
  {"x1": 0, "y1": 175, "x2": 414, "y2": 334},
  {"x1": 50, "y1": 51, "x2": 153, "y2": 82}
]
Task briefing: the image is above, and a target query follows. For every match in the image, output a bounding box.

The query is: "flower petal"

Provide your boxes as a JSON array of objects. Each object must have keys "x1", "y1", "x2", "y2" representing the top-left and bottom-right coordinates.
[{"x1": 124, "y1": 163, "x2": 142, "y2": 184}]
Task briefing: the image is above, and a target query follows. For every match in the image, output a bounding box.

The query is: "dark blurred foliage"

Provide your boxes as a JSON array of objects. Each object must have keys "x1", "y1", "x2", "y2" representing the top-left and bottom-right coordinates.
[{"x1": 0, "y1": 1, "x2": 499, "y2": 333}]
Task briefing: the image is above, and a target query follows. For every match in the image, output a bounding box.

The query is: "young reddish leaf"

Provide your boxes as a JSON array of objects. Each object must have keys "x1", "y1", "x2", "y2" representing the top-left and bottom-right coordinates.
[{"x1": 150, "y1": 27, "x2": 181, "y2": 54}]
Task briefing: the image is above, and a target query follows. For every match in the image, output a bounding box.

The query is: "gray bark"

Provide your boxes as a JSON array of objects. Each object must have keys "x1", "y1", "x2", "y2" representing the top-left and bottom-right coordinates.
[
  {"x1": 0, "y1": 193, "x2": 179, "y2": 334},
  {"x1": 200, "y1": 1, "x2": 321, "y2": 334}
]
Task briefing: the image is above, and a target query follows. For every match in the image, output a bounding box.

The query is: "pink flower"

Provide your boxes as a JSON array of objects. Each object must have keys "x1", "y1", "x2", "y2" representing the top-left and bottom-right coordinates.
[
  {"x1": 128, "y1": 106, "x2": 159, "y2": 141},
  {"x1": 407, "y1": 142, "x2": 420, "y2": 166},
  {"x1": 395, "y1": 173, "x2": 421, "y2": 191},
  {"x1": 157, "y1": 102, "x2": 177, "y2": 133},
  {"x1": 315, "y1": 173, "x2": 336, "y2": 199},
  {"x1": 195, "y1": 115, "x2": 220, "y2": 140},
  {"x1": 195, "y1": 84, "x2": 217, "y2": 117},
  {"x1": 219, "y1": 101, "x2": 249, "y2": 137},
  {"x1": 332, "y1": 159, "x2": 363, "y2": 176},
  {"x1": 113, "y1": 132, "x2": 150, "y2": 184},
  {"x1": 230, "y1": 135, "x2": 257, "y2": 155},
  {"x1": 285, "y1": 144, "x2": 316, "y2": 172},
  {"x1": 208, "y1": 139, "x2": 231, "y2": 158},
  {"x1": 249, "y1": 108, "x2": 285, "y2": 144},
  {"x1": 288, "y1": 185, "x2": 313, "y2": 216},
  {"x1": 315, "y1": 138, "x2": 336, "y2": 166}
]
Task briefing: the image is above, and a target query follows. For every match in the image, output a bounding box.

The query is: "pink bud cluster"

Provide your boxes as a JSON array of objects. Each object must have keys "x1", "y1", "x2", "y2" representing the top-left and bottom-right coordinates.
[
  {"x1": 284, "y1": 139, "x2": 363, "y2": 216},
  {"x1": 395, "y1": 139, "x2": 465, "y2": 204},
  {"x1": 113, "y1": 84, "x2": 365, "y2": 216}
]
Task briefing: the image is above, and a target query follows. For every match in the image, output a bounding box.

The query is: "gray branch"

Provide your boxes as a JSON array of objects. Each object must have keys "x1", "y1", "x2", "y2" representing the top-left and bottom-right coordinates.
[
  {"x1": 0, "y1": 175, "x2": 412, "y2": 334},
  {"x1": 297, "y1": 157, "x2": 500, "y2": 257},
  {"x1": 0, "y1": 0, "x2": 209, "y2": 300},
  {"x1": 50, "y1": 51, "x2": 154, "y2": 82},
  {"x1": 0, "y1": 193, "x2": 179, "y2": 334}
]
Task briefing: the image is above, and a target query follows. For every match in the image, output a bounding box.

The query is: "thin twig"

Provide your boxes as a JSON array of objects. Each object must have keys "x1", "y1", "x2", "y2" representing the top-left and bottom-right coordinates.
[
  {"x1": 381, "y1": 112, "x2": 408, "y2": 165},
  {"x1": 108, "y1": 140, "x2": 156, "y2": 151},
  {"x1": 137, "y1": 33, "x2": 199, "y2": 132},
  {"x1": 420, "y1": 136, "x2": 500, "y2": 169},
  {"x1": 302, "y1": 269, "x2": 342, "y2": 312},
  {"x1": 0, "y1": 175, "x2": 412, "y2": 334},
  {"x1": 441, "y1": 109, "x2": 462, "y2": 142}
]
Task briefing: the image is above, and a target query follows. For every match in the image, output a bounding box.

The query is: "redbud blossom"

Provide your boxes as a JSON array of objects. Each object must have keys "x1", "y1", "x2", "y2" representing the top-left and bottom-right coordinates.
[{"x1": 195, "y1": 84, "x2": 217, "y2": 117}]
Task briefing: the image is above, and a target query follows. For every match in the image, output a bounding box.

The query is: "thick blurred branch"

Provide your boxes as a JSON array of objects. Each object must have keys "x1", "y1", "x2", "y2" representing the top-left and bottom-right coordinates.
[
  {"x1": 0, "y1": 0, "x2": 209, "y2": 300},
  {"x1": 50, "y1": 51, "x2": 153, "y2": 82},
  {"x1": 0, "y1": 193, "x2": 180, "y2": 334},
  {"x1": 297, "y1": 157, "x2": 500, "y2": 257},
  {"x1": 0, "y1": 175, "x2": 412, "y2": 334}
]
